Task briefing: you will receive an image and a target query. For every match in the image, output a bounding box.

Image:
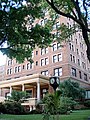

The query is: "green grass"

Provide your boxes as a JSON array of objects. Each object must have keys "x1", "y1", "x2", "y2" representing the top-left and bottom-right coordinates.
[{"x1": 0, "y1": 110, "x2": 90, "y2": 120}]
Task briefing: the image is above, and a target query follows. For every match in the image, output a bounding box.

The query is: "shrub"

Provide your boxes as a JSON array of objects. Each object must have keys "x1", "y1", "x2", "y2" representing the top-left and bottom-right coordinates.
[
  {"x1": 84, "y1": 100, "x2": 90, "y2": 108},
  {"x1": 1, "y1": 101, "x2": 26, "y2": 114}
]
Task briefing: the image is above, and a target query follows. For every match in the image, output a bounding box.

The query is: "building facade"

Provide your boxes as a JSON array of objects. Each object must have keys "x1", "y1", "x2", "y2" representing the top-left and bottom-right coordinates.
[{"x1": 0, "y1": 15, "x2": 90, "y2": 109}]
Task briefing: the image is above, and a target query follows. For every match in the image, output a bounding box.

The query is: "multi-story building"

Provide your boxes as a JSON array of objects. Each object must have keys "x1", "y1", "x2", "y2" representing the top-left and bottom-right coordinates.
[{"x1": 0, "y1": 15, "x2": 90, "y2": 110}]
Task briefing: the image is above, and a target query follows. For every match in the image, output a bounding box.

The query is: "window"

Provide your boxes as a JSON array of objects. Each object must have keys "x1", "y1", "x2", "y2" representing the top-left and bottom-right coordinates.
[
  {"x1": 53, "y1": 44, "x2": 57, "y2": 51},
  {"x1": 26, "y1": 90, "x2": 32, "y2": 98},
  {"x1": 69, "y1": 43, "x2": 71, "y2": 50},
  {"x1": 56, "y1": 21, "x2": 60, "y2": 28},
  {"x1": 7, "y1": 68, "x2": 12, "y2": 75},
  {"x1": 84, "y1": 73, "x2": 87, "y2": 81},
  {"x1": 53, "y1": 53, "x2": 62, "y2": 63},
  {"x1": 27, "y1": 63, "x2": 32, "y2": 70},
  {"x1": 78, "y1": 59, "x2": 80, "y2": 66},
  {"x1": 58, "y1": 54, "x2": 62, "y2": 61},
  {"x1": 18, "y1": 66, "x2": 21, "y2": 72},
  {"x1": 77, "y1": 49, "x2": 79, "y2": 55},
  {"x1": 73, "y1": 56, "x2": 75, "y2": 63},
  {"x1": 41, "y1": 70, "x2": 48, "y2": 76},
  {"x1": 76, "y1": 39, "x2": 77, "y2": 44},
  {"x1": 53, "y1": 55, "x2": 58, "y2": 63},
  {"x1": 54, "y1": 68, "x2": 62, "y2": 76},
  {"x1": 52, "y1": 43, "x2": 61, "y2": 51},
  {"x1": 41, "y1": 59, "x2": 44, "y2": 66},
  {"x1": 72, "y1": 45, "x2": 74, "y2": 51},
  {"x1": 41, "y1": 48, "x2": 48, "y2": 55},
  {"x1": 8, "y1": 60, "x2": 12, "y2": 66},
  {"x1": 71, "y1": 68, "x2": 77, "y2": 77},
  {"x1": 36, "y1": 51, "x2": 38, "y2": 55},
  {"x1": 15, "y1": 67, "x2": 17, "y2": 73},
  {"x1": 79, "y1": 71, "x2": 82, "y2": 79},
  {"x1": 22, "y1": 65, "x2": 25, "y2": 69},
  {"x1": 70, "y1": 54, "x2": 72, "y2": 61},
  {"x1": 45, "y1": 58, "x2": 49, "y2": 65},
  {"x1": 36, "y1": 61, "x2": 38, "y2": 66}
]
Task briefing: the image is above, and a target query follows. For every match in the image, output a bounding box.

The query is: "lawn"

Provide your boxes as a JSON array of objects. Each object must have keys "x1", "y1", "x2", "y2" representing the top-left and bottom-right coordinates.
[{"x1": 0, "y1": 110, "x2": 90, "y2": 120}]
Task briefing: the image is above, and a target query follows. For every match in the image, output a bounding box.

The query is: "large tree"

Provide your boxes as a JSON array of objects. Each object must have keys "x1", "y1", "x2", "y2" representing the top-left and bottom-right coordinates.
[
  {"x1": 60, "y1": 79, "x2": 86, "y2": 100},
  {"x1": 45, "y1": 0, "x2": 90, "y2": 62},
  {"x1": 0, "y1": 0, "x2": 53, "y2": 62}
]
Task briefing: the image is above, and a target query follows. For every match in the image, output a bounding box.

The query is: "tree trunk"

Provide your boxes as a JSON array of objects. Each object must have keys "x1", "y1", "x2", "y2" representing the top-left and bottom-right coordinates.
[{"x1": 81, "y1": 27, "x2": 90, "y2": 62}]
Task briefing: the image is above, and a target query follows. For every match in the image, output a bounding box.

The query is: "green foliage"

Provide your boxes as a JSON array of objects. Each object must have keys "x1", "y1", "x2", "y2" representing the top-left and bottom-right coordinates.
[
  {"x1": 84, "y1": 100, "x2": 90, "y2": 108},
  {"x1": 60, "y1": 79, "x2": 86, "y2": 100},
  {"x1": 0, "y1": 0, "x2": 53, "y2": 63},
  {"x1": 0, "y1": 101, "x2": 25, "y2": 114},
  {"x1": 8, "y1": 90, "x2": 29, "y2": 102}
]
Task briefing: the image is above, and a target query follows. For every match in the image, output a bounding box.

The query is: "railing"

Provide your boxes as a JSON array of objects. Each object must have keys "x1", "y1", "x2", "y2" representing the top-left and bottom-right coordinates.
[
  {"x1": 0, "y1": 96, "x2": 5, "y2": 103},
  {"x1": 21, "y1": 98, "x2": 37, "y2": 106}
]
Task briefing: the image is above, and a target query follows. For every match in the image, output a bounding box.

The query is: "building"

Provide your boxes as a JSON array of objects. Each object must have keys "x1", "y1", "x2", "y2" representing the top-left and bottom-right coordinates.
[{"x1": 0, "y1": 15, "x2": 90, "y2": 109}]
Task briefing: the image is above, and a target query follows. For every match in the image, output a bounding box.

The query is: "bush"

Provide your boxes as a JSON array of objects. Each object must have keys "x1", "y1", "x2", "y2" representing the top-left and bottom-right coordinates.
[
  {"x1": 0, "y1": 101, "x2": 26, "y2": 114},
  {"x1": 84, "y1": 100, "x2": 90, "y2": 108},
  {"x1": 0, "y1": 103, "x2": 6, "y2": 114}
]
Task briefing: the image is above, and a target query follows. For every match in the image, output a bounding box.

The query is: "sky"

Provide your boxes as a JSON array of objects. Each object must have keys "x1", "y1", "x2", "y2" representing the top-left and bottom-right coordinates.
[{"x1": 0, "y1": 52, "x2": 6, "y2": 66}]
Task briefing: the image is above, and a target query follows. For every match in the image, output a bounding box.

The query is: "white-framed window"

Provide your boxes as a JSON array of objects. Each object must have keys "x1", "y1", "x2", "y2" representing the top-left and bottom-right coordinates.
[
  {"x1": 7, "y1": 60, "x2": 12, "y2": 66},
  {"x1": 41, "y1": 58, "x2": 49, "y2": 66},
  {"x1": 53, "y1": 44, "x2": 57, "y2": 51},
  {"x1": 45, "y1": 58, "x2": 49, "y2": 65},
  {"x1": 41, "y1": 70, "x2": 48, "y2": 76},
  {"x1": 54, "y1": 67, "x2": 62, "y2": 76},
  {"x1": 71, "y1": 68, "x2": 77, "y2": 77},
  {"x1": 27, "y1": 63, "x2": 32, "y2": 70},
  {"x1": 58, "y1": 53, "x2": 62, "y2": 61},
  {"x1": 7, "y1": 68, "x2": 12, "y2": 75},
  {"x1": 18, "y1": 66, "x2": 21, "y2": 72},
  {"x1": 41, "y1": 47, "x2": 48, "y2": 55},
  {"x1": 53, "y1": 55, "x2": 58, "y2": 63},
  {"x1": 84, "y1": 73, "x2": 88, "y2": 81},
  {"x1": 41, "y1": 59, "x2": 45, "y2": 66},
  {"x1": 15, "y1": 67, "x2": 18, "y2": 73},
  {"x1": 53, "y1": 53, "x2": 62, "y2": 63}
]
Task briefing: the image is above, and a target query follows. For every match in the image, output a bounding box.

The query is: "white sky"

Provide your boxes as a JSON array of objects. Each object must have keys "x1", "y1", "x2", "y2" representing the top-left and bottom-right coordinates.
[{"x1": 0, "y1": 52, "x2": 6, "y2": 66}]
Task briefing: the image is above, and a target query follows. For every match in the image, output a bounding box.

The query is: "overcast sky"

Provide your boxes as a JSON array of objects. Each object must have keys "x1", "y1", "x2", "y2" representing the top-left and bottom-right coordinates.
[{"x1": 0, "y1": 52, "x2": 6, "y2": 66}]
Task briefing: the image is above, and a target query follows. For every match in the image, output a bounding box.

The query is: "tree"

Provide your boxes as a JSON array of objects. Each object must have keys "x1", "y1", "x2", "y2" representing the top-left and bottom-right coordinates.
[
  {"x1": 45, "y1": 0, "x2": 90, "y2": 62},
  {"x1": 60, "y1": 79, "x2": 86, "y2": 100},
  {"x1": 0, "y1": 0, "x2": 53, "y2": 62},
  {"x1": 8, "y1": 90, "x2": 29, "y2": 102}
]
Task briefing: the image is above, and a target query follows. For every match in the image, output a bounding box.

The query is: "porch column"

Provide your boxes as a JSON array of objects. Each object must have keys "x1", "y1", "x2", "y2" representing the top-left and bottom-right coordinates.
[
  {"x1": 10, "y1": 86, "x2": 12, "y2": 95},
  {"x1": 37, "y1": 81, "x2": 40, "y2": 102},
  {"x1": 22, "y1": 84, "x2": 25, "y2": 91},
  {"x1": 0, "y1": 88, "x2": 2, "y2": 96}
]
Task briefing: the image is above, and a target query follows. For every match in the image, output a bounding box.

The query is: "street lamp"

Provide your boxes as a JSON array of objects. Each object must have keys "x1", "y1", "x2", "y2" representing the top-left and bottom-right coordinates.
[{"x1": 49, "y1": 76, "x2": 60, "y2": 91}]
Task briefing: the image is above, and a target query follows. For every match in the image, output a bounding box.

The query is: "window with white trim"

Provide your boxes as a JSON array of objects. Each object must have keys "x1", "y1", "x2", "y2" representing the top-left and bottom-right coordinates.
[
  {"x1": 41, "y1": 70, "x2": 48, "y2": 76},
  {"x1": 71, "y1": 68, "x2": 77, "y2": 77},
  {"x1": 54, "y1": 67, "x2": 62, "y2": 76}
]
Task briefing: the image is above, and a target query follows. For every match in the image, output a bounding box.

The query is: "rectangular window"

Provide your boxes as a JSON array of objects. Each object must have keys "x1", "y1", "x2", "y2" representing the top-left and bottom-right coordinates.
[
  {"x1": 27, "y1": 63, "x2": 32, "y2": 70},
  {"x1": 15, "y1": 67, "x2": 17, "y2": 73},
  {"x1": 71, "y1": 68, "x2": 77, "y2": 77},
  {"x1": 41, "y1": 59, "x2": 44, "y2": 66},
  {"x1": 78, "y1": 59, "x2": 80, "y2": 66},
  {"x1": 79, "y1": 71, "x2": 82, "y2": 79},
  {"x1": 45, "y1": 58, "x2": 49, "y2": 65},
  {"x1": 58, "y1": 54, "x2": 62, "y2": 61},
  {"x1": 53, "y1": 55, "x2": 58, "y2": 63},
  {"x1": 53, "y1": 44, "x2": 57, "y2": 51},
  {"x1": 70, "y1": 54, "x2": 72, "y2": 61},
  {"x1": 41, "y1": 70, "x2": 48, "y2": 76},
  {"x1": 84, "y1": 73, "x2": 87, "y2": 81},
  {"x1": 54, "y1": 68, "x2": 62, "y2": 76},
  {"x1": 18, "y1": 66, "x2": 21, "y2": 72},
  {"x1": 8, "y1": 60, "x2": 12, "y2": 66}
]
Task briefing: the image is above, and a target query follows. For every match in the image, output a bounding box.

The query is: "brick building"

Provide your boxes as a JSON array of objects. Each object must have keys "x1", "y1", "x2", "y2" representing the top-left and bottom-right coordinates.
[{"x1": 0, "y1": 14, "x2": 90, "y2": 109}]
